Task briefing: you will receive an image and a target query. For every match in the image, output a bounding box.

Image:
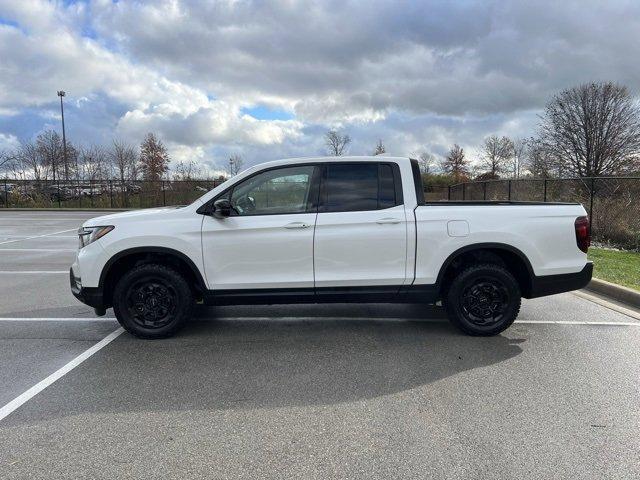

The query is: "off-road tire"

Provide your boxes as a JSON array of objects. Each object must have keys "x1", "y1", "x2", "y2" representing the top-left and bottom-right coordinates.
[
  {"x1": 113, "y1": 263, "x2": 193, "y2": 339},
  {"x1": 444, "y1": 263, "x2": 521, "y2": 336}
]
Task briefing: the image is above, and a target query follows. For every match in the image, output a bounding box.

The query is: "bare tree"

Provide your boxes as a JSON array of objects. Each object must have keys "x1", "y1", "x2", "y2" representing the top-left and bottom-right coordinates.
[
  {"x1": 0, "y1": 149, "x2": 13, "y2": 174},
  {"x1": 139, "y1": 133, "x2": 170, "y2": 181},
  {"x1": 417, "y1": 151, "x2": 436, "y2": 174},
  {"x1": 511, "y1": 138, "x2": 529, "y2": 178},
  {"x1": 324, "y1": 130, "x2": 351, "y2": 156},
  {"x1": 78, "y1": 145, "x2": 109, "y2": 181},
  {"x1": 539, "y1": 82, "x2": 640, "y2": 176},
  {"x1": 36, "y1": 130, "x2": 64, "y2": 181},
  {"x1": 374, "y1": 139, "x2": 386, "y2": 156},
  {"x1": 226, "y1": 154, "x2": 244, "y2": 177},
  {"x1": 173, "y1": 160, "x2": 203, "y2": 181},
  {"x1": 0, "y1": 148, "x2": 28, "y2": 180},
  {"x1": 110, "y1": 140, "x2": 138, "y2": 184},
  {"x1": 480, "y1": 135, "x2": 514, "y2": 178},
  {"x1": 525, "y1": 138, "x2": 557, "y2": 178},
  {"x1": 14, "y1": 141, "x2": 46, "y2": 180},
  {"x1": 441, "y1": 144, "x2": 470, "y2": 182}
]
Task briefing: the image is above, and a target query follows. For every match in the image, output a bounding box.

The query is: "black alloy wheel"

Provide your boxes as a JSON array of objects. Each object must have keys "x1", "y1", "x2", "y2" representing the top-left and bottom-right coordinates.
[
  {"x1": 460, "y1": 277, "x2": 510, "y2": 327},
  {"x1": 445, "y1": 263, "x2": 521, "y2": 336},
  {"x1": 113, "y1": 263, "x2": 194, "y2": 339},
  {"x1": 125, "y1": 279, "x2": 178, "y2": 329}
]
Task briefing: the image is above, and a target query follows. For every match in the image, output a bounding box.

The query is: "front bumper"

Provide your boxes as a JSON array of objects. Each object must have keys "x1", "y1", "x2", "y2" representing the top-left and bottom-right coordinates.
[
  {"x1": 527, "y1": 261, "x2": 593, "y2": 298},
  {"x1": 70, "y1": 268, "x2": 106, "y2": 309}
]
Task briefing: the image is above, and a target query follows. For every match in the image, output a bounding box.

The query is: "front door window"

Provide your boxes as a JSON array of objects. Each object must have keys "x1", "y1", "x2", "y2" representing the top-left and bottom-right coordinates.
[{"x1": 229, "y1": 165, "x2": 316, "y2": 216}]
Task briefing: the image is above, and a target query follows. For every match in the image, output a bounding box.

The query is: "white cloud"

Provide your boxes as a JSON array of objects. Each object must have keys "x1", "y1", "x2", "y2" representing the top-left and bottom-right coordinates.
[
  {"x1": 115, "y1": 102, "x2": 303, "y2": 147},
  {"x1": 1, "y1": 0, "x2": 640, "y2": 168},
  {"x1": 0, "y1": 0, "x2": 303, "y2": 158},
  {"x1": 0, "y1": 132, "x2": 20, "y2": 151}
]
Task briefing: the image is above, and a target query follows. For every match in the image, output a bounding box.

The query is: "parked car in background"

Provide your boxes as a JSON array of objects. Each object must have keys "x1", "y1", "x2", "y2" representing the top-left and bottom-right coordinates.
[
  {"x1": 42, "y1": 184, "x2": 75, "y2": 201},
  {"x1": 128, "y1": 183, "x2": 143, "y2": 194},
  {"x1": 71, "y1": 156, "x2": 592, "y2": 339},
  {"x1": 109, "y1": 183, "x2": 142, "y2": 194},
  {"x1": 74, "y1": 184, "x2": 103, "y2": 197}
]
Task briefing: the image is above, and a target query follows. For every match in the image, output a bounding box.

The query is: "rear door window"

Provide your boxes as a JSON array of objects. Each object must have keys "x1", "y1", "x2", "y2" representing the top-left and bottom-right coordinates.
[
  {"x1": 378, "y1": 164, "x2": 396, "y2": 209},
  {"x1": 321, "y1": 163, "x2": 402, "y2": 212}
]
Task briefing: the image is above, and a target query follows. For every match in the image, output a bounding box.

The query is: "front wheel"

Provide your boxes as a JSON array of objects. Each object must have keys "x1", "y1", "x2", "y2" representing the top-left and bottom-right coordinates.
[
  {"x1": 444, "y1": 263, "x2": 521, "y2": 336},
  {"x1": 113, "y1": 263, "x2": 194, "y2": 339}
]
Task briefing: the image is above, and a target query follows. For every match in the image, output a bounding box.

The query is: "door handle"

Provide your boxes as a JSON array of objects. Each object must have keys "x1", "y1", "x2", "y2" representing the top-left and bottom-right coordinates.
[
  {"x1": 376, "y1": 218, "x2": 401, "y2": 224},
  {"x1": 284, "y1": 222, "x2": 311, "y2": 229}
]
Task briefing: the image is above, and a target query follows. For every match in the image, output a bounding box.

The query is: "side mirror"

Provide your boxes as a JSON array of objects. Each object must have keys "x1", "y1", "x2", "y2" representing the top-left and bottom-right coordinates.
[{"x1": 212, "y1": 198, "x2": 232, "y2": 218}]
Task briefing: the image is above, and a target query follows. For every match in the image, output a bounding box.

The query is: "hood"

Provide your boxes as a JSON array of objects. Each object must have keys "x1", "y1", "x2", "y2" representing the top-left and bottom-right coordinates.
[{"x1": 83, "y1": 206, "x2": 186, "y2": 227}]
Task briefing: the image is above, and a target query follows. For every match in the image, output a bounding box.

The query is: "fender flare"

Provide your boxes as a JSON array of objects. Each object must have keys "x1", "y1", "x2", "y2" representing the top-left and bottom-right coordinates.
[
  {"x1": 435, "y1": 242, "x2": 535, "y2": 291},
  {"x1": 98, "y1": 246, "x2": 207, "y2": 291}
]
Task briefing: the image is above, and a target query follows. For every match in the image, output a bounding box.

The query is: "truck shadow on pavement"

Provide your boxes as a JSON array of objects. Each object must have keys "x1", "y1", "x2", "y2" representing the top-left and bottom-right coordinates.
[{"x1": 8, "y1": 304, "x2": 525, "y2": 424}]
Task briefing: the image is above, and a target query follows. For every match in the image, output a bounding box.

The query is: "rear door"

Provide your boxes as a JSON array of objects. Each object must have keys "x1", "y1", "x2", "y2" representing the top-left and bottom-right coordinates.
[{"x1": 313, "y1": 162, "x2": 407, "y2": 289}]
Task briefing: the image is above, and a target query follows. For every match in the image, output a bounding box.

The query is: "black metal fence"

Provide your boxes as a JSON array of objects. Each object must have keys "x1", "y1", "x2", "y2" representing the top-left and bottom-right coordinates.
[
  {"x1": 3, "y1": 176, "x2": 638, "y2": 249},
  {"x1": 445, "y1": 177, "x2": 640, "y2": 250},
  {"x1": 0, "y1": 178, "x2": 226, "y2": 209}
]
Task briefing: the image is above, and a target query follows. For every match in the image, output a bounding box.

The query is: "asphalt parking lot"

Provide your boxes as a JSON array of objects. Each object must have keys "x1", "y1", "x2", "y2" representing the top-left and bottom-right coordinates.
[{"x1": 0, "y1": 210, "x2": 639, "y2": 479}]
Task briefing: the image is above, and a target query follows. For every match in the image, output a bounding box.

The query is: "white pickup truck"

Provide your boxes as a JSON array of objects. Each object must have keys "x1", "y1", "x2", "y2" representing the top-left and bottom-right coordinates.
[{"x1": 71, "y1": 156, "x2": 592, "y2": 338}]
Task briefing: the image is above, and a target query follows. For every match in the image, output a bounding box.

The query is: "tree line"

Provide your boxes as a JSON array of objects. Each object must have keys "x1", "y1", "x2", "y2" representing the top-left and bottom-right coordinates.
[
  {"x1": 325, "y1": 81, "x2": 640, "y2": 183},
  {"x1": 3, "y1": 81, "x2": 639, "y2": 185},
  {"x1": 0, "y1": 132, "x2": 234, "y2": 184}
]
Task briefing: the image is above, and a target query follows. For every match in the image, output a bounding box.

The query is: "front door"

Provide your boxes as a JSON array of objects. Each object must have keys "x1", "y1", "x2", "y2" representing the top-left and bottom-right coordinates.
[
  {"x1": 313, "y1": 162, "x2": 408, "y2": 289},
  {"x1": 201, "y1": 164, "x2": 320, "y2": 290}
]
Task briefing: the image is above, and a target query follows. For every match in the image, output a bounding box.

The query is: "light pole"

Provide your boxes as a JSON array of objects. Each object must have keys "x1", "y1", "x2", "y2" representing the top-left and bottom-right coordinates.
[{"x1": 57, "y1": 90, "x2": 68, "y2": 183}]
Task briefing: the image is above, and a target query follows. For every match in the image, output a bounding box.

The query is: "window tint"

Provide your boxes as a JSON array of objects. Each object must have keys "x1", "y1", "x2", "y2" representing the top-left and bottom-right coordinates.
[
  {"x1": 410, "y1": 159, "x2": 426, "y2": 205},
  {"x1": 323, "y1": 163, "x2": 400, "y2": 212},
  {"x1": 378, "y1": 164, "x2": 396, "y2": 209},
  {"x1": 230, "y1": 165, "x2": 316, "y2": 216},
  {"x1": 324, "y1": 164, "x2": 377, "y2": 212}
]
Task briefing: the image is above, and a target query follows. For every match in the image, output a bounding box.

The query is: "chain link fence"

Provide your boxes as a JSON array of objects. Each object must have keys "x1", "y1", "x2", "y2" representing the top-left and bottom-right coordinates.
[
  {"x1": 445, "y1": 177, "x2": 640, "y2": 250},
  {"x1": 423, "y1": 185, "x2": 450, "y2": 202}
]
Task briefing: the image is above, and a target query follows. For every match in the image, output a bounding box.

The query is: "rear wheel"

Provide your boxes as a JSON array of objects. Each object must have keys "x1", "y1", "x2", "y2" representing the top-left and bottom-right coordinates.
[
  {"x1": 444, "y1": 263, "x2": 521, "y2": 336},
  {"x1": 113, "y1": 263, "x2": 193, "y2": 339}
]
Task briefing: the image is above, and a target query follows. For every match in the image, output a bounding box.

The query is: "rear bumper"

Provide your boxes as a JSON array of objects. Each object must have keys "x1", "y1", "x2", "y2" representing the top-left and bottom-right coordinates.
[
  {"x1": 526, "y1": 262, "x2": 593, "y2": 298},
  {"x1": 70, "y1": 268, "x2": 106, "y2": 309}
]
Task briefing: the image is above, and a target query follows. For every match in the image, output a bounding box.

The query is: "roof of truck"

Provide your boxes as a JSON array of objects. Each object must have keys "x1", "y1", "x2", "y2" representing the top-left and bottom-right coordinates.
[{"x1": 244, "y1": 155, "x2": 410, "y2": 172}]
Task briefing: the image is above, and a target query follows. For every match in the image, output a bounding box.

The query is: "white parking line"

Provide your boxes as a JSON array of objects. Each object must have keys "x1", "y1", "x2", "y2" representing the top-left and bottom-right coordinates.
[
  {"x1": 0, "y1": 235, "x2": 77, "y2": 238},
  {"x1": 0, "y1": 271, "x2": 68, "y2": 274},
  {"x1": 0, "y1": 248, "x2": 76, "y2": 252},
  {"x1": 208, "y1": 316, "x2": 640, "y2": 326},
  {"x1": 0, "y1": 228, "x2": 77, "y2": 245},
  {"x1": 515, "y1": 320, "x2": 640, "y2": 326},
  {"x1": 0, "y1": 316, "x2": 635, "y2": 326},
  {"x1": 0, "y1": 217, "x2": 96, "y2": 221},
  {"x1": 0, "y1": 327, "x2": 124, "y2": 422},
  {"x1": 0, "y1": 317, "x2": 116, "y2": 322},
  {"x1": 0, "y1": 216, "x2": 103, "y2": 219}
]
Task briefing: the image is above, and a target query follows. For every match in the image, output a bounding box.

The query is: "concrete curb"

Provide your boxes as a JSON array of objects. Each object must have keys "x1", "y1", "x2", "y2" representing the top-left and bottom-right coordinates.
[{"x1": 585, "y1": 278, "x2": 640, "y2": 309}]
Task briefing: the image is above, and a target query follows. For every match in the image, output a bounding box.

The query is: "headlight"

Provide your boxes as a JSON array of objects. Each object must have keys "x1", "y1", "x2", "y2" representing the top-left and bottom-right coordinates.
[{"x1": 78, "y1": 226, "x2": 114, "y2": 248}]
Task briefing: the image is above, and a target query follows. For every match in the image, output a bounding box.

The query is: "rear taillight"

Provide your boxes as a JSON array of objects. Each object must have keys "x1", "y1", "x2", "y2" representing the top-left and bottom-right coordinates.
[{"x1": 575, "y1": 216, "x2": 590, "y2": 253}]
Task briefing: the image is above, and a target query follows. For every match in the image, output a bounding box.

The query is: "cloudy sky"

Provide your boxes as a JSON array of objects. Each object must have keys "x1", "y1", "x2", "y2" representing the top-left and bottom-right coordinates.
[{"x1": 1, "y1": 0, "x2": 639, "y2": 173}]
